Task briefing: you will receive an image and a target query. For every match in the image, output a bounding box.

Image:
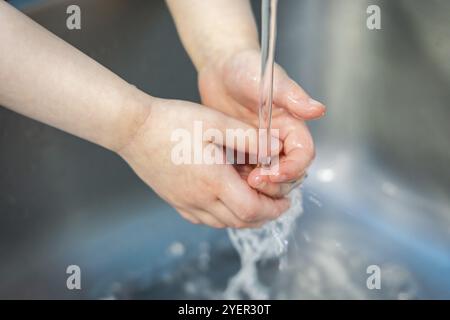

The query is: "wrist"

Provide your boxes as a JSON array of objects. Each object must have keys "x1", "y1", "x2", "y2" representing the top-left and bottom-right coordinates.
[
  {"x1": 197, "y1": 39, "x2": 259, "y2": 73},
  {"x1": 108, "y1": 85, "x2": 153, "y2": 155}
]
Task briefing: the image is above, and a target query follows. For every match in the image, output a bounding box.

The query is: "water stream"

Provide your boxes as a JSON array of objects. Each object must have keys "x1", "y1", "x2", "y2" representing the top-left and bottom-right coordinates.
[
  {"x1": 224, "y1": 0, "x2": 304, "y2": 299},
  {"x1": 224, "y1": 188, "x2": 303, "y2": 299},
  {"x1": 257, "y1": 0, "x2": 277, "y2": 168}
]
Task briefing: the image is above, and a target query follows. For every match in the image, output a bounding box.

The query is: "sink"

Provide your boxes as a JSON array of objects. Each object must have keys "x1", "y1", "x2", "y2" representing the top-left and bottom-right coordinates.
[{"x1": 0, "y1": 0, "x2": 449, "y2": 299}]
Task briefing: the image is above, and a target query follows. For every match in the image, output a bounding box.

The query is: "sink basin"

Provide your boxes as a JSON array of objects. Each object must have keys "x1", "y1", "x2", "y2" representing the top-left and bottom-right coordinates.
[{"x1": 0, "y1": 0, "x2": 449, "y2": 299}]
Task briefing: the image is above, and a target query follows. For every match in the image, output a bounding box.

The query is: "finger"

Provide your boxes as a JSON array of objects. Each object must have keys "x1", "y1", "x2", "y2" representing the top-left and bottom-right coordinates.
[
  {"x1": 177, "y1": 209, "x2": 201, "y2": 225},
  {"x1": 246, "y1": 172, "x2": 284, "y2": 198},
  {"x1": 212, "y1": 200, "x2": 264, "y2": 229},
  {"x1": 218, "y1": 167, "x2": 290, "y2": 223},
  {"x1": 270, "y1": 119, "x2": 314, "y2": 183},
  {"x1": 273, "y1": 65, "x2": 326, "y2": 120},
  {"x1": 234, "y1": 164, "x2": 253, "y2": 180},
  {"x1": 248, "y1": 116, "x2": 315, "y2": 184},
  {"x1": 247, "y1": 169, "x2": 305, "y2": 198},
  {"x1": 203, "y1": 108, "x2": 281, "y2": 157},
  {"x1": 222, "y1": 51, "x2": 326, "y2": 120},
  {"x1": 238, "y1": 165, "x2": 288, "y2": 198},
  {"x1": 191, "y1": 208, "x2": 227, "y2": 229}
]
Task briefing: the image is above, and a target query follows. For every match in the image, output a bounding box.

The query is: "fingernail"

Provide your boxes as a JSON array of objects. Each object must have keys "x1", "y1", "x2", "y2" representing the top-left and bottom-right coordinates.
[
  {"x1": 308, "y1": 98, "x2": 324, "y2": 106},
  {"x1": 253, "y1": 175, "x2": 266, "y2": 188},
  {"x1": 288, "y1": 96, "x2": 324, "y2": 111},
  {"x1": 257, "y1": 181, "x2": 267, "y2": 188}
]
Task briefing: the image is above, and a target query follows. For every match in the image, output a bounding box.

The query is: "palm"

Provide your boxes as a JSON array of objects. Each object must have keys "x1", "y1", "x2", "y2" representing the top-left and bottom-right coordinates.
[
  {"x1": 198, "y1": 50, "x2": 325, "y2": 196},
  {"x1": 199, "y1": 50, "x2": 271, "y2": 126}
]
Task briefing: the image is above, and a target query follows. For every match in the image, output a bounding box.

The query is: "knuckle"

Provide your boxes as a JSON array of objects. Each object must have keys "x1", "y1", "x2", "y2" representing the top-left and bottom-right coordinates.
[
  {"x1": 215, "y1": 183, "x2": 227, "y2": 199},
  {"x1": 238, "y1": 204, "x2": 259, "y2": 222}
]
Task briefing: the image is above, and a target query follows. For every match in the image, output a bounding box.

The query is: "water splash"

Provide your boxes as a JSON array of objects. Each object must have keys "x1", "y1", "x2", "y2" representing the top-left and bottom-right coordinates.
[{"x1": 224, "y1": 187, "x2": 303, "y2": 299}]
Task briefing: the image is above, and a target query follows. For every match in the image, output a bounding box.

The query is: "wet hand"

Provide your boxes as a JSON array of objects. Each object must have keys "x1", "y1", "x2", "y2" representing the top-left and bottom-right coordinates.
[
  {"x1": 118, "y1": 97, "x2": 289, "y2": 228},
  {"x1": 198, "y1": 49, "x2": 326, "y2": 197}
]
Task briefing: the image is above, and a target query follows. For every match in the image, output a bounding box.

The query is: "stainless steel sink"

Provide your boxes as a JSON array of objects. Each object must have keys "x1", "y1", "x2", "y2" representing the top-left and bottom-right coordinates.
[{"x1": 0, "y1": 0, "x2": 449, "y2": 299}]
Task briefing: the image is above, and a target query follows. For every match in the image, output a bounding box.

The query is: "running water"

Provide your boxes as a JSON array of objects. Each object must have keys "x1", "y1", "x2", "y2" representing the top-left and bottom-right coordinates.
[
  {"x1": 224, "y1": 0, "x2": 304, "y2": 299},
  {"x1": 257, "y1": 0, "x2": 277, "y2": 168}
]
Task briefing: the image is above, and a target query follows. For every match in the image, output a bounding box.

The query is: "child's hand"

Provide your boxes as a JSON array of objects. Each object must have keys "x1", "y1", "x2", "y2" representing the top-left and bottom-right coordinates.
[
  {"x1": 198, "y1": 49, "x2": 326, "y2": 197},
  {"x1": 118, "y1": 97, "x2": 289, "y2": 228}
]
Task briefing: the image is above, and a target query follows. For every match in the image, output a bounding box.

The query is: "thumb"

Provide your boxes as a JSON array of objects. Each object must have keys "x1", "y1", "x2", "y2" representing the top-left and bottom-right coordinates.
[
  {"x1": 272, "y1": 66, "x2": 326, "y2": 120},
  {"x1": 223, "y1": 51, "x2": 326, "y2": 120}
]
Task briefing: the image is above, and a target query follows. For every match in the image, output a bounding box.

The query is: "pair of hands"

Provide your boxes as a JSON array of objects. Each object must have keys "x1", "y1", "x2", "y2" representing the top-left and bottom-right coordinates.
[
  {"x1": 119, "y1": 49, "x2": 325, "y2": 229},
  {"x1": 0, "y1": 1, "x2": 323, "y2": 228}
]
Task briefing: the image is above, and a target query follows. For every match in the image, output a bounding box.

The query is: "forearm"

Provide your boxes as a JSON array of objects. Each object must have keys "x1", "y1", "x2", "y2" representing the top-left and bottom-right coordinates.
[
  {"x1": 0, "y1": 2, "x2": 150, "y2": 152},
  {"x1": 166, "y1": 0, "x2": 259, "y2": 71}
]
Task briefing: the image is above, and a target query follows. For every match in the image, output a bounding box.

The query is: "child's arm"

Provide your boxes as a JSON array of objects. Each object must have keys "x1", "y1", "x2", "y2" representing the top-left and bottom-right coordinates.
[
  {"x1": 0, "y1": 1, "x2": 149, "y2": 152},
  {"x1": 166, "y1": 0, "x2": 259, "y2": 71},
  {"x1": 0, "y1": 2, "x2": 289, "y2": 228}
]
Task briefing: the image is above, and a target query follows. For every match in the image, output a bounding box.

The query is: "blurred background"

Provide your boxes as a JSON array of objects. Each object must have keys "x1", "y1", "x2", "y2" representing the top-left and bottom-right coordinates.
[{"x1": 0, "y1": 0, "x2": 449, "y2": 299}]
